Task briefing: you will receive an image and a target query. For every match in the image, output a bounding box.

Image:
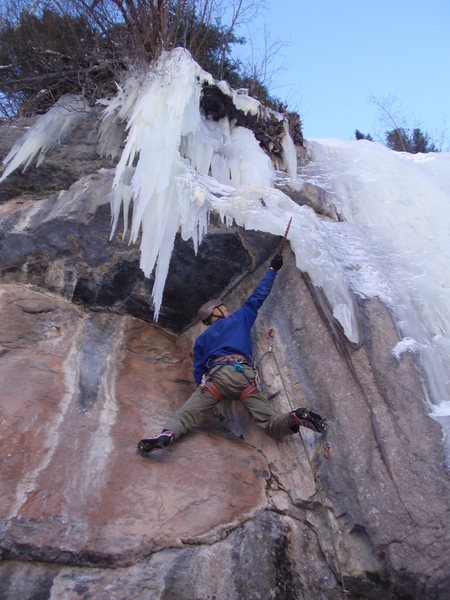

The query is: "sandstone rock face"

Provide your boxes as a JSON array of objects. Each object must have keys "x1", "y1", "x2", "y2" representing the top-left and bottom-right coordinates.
[
  {"x1": 0, "y1": 115, "x2": 449, "y2": 600},
  {"x1": 0, "y1": 284, "x2": 269, "y2": 562}
]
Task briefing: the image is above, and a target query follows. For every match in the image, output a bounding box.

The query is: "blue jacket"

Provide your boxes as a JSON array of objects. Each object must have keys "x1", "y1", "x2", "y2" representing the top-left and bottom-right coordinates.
[{"x1": 193, "y1": 269, "x2": 276, "y2": 384}]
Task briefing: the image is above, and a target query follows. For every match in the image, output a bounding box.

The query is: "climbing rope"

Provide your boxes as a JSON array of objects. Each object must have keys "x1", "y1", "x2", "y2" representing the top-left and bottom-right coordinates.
[{"x1": 263, "y1": 329, "x2": 351, "y2": 597}]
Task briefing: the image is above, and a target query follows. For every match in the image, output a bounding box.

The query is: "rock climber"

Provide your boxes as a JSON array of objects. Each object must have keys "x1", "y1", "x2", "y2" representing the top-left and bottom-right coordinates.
[{"x1": 137, "y1": 253, "x2": 327, "y2": 454}]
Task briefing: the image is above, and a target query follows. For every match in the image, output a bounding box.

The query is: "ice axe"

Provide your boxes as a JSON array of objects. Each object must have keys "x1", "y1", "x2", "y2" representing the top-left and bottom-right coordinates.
[{"x1": 279, "y1": 216, "x2": 292, "y2": 254}]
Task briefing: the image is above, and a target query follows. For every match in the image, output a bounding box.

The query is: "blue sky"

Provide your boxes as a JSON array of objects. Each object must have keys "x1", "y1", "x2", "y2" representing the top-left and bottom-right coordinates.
[{"x1": 235, "y1": 0, "x2": 450, "y2": 146}]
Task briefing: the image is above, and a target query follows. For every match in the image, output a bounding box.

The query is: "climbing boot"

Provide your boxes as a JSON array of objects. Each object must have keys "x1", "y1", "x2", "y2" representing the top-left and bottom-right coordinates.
[
  {"x1": 289, "y1": 408, "x2": 327, "y2": 434},
  {"x1": 137, "y1": 430, "x2": 174, "y2": 455}
]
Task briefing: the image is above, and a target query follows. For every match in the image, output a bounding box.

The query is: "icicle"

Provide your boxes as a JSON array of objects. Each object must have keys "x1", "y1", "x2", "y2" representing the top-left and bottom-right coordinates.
[
  {"x1": 1, "y1": 95, "x2": 90, "y2": 182},
  {"x1": 281, "y1": 119, "x2": 298, "y2": 177}
]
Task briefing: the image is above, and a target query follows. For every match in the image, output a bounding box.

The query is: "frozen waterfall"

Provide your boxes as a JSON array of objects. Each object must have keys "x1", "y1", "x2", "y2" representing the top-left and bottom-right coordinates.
[{"x1": 303, "y1": 138, "x2": 450, "y2": 423}]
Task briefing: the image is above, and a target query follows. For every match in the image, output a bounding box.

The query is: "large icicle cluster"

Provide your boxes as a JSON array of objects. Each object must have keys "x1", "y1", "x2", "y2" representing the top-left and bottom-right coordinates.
[{"x1": 100, "y1": 48, "x2": 295, "y2": 319}]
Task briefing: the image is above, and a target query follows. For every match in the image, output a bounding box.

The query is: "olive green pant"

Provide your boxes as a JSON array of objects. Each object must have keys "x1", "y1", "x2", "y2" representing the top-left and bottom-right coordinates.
[{"x1": 165, "y1": 364, "x2": 293, "y2": 439}]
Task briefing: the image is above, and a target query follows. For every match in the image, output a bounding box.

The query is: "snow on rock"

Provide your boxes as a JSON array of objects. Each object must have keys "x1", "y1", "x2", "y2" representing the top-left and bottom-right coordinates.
[
  {"x1": 392, "y1": 337, "x2": 420, "y2": 359},
  {"x1": 217, "y1": 80, "x2": 261, "y2": 116}
]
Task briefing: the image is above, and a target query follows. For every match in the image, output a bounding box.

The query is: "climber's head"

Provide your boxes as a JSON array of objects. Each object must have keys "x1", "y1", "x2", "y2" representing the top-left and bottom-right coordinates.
[{"x1": 198, "y1": 299, "x2": 230, "y2": 326}]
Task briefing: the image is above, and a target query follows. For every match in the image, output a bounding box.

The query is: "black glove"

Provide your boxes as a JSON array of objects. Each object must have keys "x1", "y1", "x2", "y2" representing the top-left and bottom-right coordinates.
[{"x1": 270, "y1": 253, "x2": 283, "y2": 272}]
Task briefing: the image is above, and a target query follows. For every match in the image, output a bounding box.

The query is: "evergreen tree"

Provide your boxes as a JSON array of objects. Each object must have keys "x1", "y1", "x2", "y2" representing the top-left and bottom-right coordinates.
[
  {"x1": 355, "y1": 129, "x2": 373, "y2": 141},
  {"x1": 386, "y1": 128, "x2": 412, "y2": 152},
  {"x1": 411, "y1": 128, "x2": 436, "y2": 153},
  {"x1": 386, "y1": 127, "x2": 437, "y2": 153}
]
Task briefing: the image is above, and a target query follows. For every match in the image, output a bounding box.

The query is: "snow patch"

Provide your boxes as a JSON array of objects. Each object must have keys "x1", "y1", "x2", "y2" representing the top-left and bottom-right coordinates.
[
  {"x1": 392, "y1": 337, "x2": 420, "y2": 360},
  {"x1": 216, "y1": 80, "x2": 260, "y2": 116}
]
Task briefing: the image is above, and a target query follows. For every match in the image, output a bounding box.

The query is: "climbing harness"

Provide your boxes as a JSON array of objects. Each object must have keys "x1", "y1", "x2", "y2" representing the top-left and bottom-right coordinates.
[
  {"x1": 263, "y1": 328, "x2": 350, "y2": 596},
  {"x1": 208, "y1": 354, "x2": 251, "y2": 369},
  {"x1": 239, "y1": 380, "x2": 259, "y2": 401},
  {"x1": 200, "y1": 354, "x2": 260, "y2": 402},
  {"x1": 200, "y1": 375, "x2": 222, "y2": 400}
]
